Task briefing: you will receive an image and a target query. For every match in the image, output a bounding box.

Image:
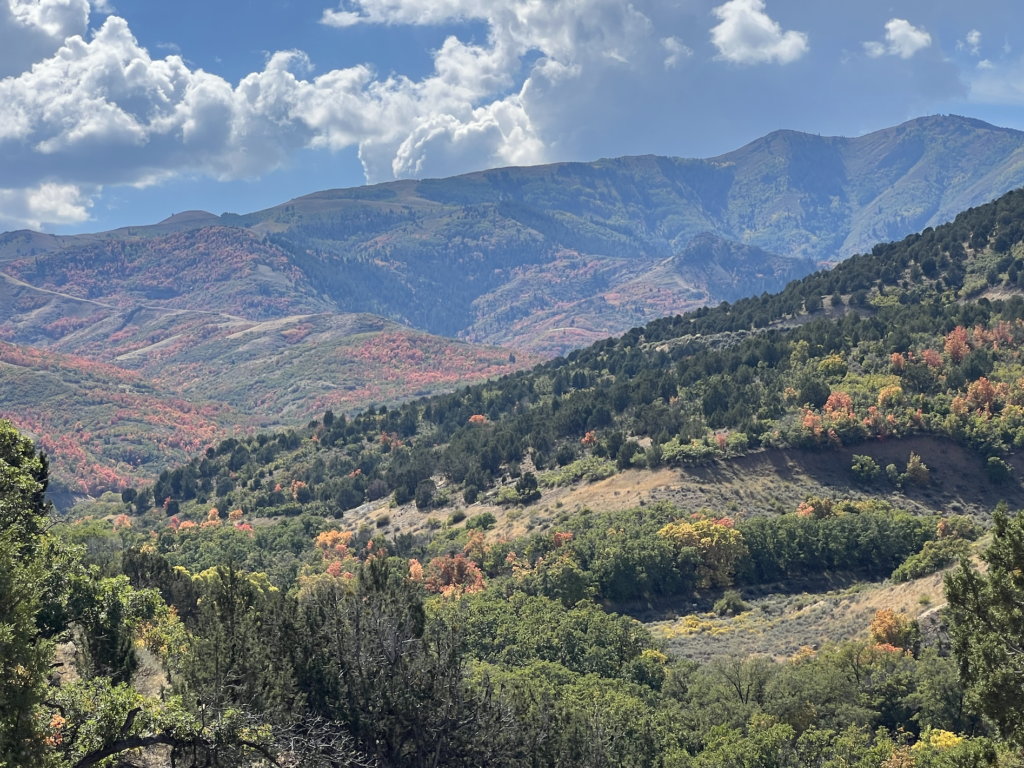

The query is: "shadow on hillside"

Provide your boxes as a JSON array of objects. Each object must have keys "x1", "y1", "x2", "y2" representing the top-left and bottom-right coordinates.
[
  {"x1": 783, "y1": 435, "x2": 1024, "y2": 515},
  {"x1": 606, "y1": 571, "x2": 881, "y2": 623}
]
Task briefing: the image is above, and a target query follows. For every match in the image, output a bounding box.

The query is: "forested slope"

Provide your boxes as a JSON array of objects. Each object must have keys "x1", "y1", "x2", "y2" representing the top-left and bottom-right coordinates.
[{"x1": 124, "y1": 184, "x2": 1024, "y2": 533}]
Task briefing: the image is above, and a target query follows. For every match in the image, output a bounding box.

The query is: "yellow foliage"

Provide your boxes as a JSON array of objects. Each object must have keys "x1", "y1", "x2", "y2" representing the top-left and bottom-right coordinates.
[
  {"x1": 658, "y1": 517, "x2": 748, "y2": 588},
  {"x1": 912, "y1": 729, "x2": 963, "y2": 752}
]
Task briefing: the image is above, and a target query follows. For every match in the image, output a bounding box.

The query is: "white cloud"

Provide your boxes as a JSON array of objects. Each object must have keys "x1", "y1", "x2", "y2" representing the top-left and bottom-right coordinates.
[
  {"x1": 660, "y1": 36, "x2": 693, "y2": 69},
  {"x1": 0, "y1": 0, "x2": 90, "y2": 77},
  {"x1": 709, "y1": 0, "x2": 808, "y2": 66},
  {"x1": 0, "y1": 182, "x2": 92, "y2": 230},
  {"x1": 0, "y1": 0, "x2": 665, "y2": 227},
  {"x1": 322, "y1": 0, "x2": 652, "y2": 68},
  {"x1": 863, "y1": 41, "x2": 885, "y2": 59},
  {"x1": 967, "y1": 29, "x2": 981, "y2": 56},
  {"x1": 864, "y1": 19, "x2": 931, "y2": 61},
  {"x1": 978, "y1": 59, "x2": 994, "y2": 70}
]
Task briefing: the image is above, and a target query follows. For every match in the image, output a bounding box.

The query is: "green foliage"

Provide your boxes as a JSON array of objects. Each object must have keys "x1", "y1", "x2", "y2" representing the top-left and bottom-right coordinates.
[
  {"x1": 737, "y1": 504, "x2": 934, "y2": 585},
  {"x1": 465, "y1": 512, "x2": 497, "y2": 530},
  {"x1": 851, "y1": 454, "x2": 881, "y2": 483},
  {"x1": 539, "y1": 455, "x2": 617, "y2": 487},
  {"x1": 714, "y1": 590, "x2": 749, "y2": 616},
  {"x1": 892, "y1": 538, "x2": 971, "y2": 583},
  {"x1": 985, "y1": 456, "x2": 1012, "y2": 484},
  {"x1": 496, "y1": 472, "x2": 541, "y2": 506},
  {"x1": 0, "y1": 420, "x2": 54, "y2": 767},
  {"x1": 946, "y1": 507, "x2": 1024, "y2": 746}
]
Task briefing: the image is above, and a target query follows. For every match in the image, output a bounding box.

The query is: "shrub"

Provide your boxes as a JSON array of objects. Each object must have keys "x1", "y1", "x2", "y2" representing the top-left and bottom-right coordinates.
[
  {"x1": 375, "y1": 514, "x2": 391, "y2": 529},
  {"x1": 616, "y1": 441, "x2": 642, "y2": 470},
  {"x1": 466, "y1": 512, "x2": 497, "y2": 531},
  {"x1": 986, "y1": 456, "x2": 1013, "y2": 484},
  {"x1": 415, "y1": 479, "x2": 437, "y2": 509},
  {"x1": 539, "y1": 456, "x2": 616, "y2": 487},
  {"x1": 851, "y1": 455, "x2": 880, "y2": 483},
  {"x1": 891, "y1": 537, "x2": 970, "y2": 583},
  {"x1": 555, "y1": 443, "x2": 578, "y2": 467},
  {"x1": 869, "y1": 609, "x2": 920, "y2": 652},
  {"x1": 906, "y1": 453, "x2": 929, "y2": 486},
  {"x1": 714, "y1": 590, "x2": 749, "y2": 616},
  {"x1": 886, "y1": 463, "x2": 902, "y2": 487},
  {"x1": 447, "y1": 510, "x2": 466, "y2": 525},
  {"x1": 366, "y1": 478, "x2": 389, "y2": 501},
  {"x1": 463, "y1": 485, "x2": 480, "y2": 504},
  {"x1": 817, "y1": 354, "x2": 848, "y2": 379}
]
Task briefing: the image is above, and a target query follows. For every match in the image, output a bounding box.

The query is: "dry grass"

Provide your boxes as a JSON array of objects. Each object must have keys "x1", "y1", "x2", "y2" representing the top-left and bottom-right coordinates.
[
  {"x1": 648, "y1": 568, "x2": 953, "y2": 663},
  {"x1": 339, "y1": 435, "x2": 1017, "y2": 542}
]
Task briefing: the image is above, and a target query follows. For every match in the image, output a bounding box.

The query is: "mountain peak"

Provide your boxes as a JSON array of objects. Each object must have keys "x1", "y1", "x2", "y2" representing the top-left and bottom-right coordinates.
[{"x1": 158, "y1": 210, "x2": 219, "y2": 225}]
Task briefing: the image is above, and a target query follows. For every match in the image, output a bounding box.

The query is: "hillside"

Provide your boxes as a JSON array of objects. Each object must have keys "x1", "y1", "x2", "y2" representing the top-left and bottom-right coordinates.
[
  {"x1": 108, "y1": 181, "x2": 1024, "y2": 537},
  {"x1": 19, "y1": 154, "x2": 1024, "y2": 768},
  {"x1": 6, "y1": 115, "x2": 1024, "y2": 497},
  {"x1": 5, "y1": 116, "x2": 1024, "y2": 356},
  {"x1": 0, "y1": 302, "x2": 534, "y2": 497},
  {"x1": 0, "y1": 342, "x2": 241, "y2": 499}
]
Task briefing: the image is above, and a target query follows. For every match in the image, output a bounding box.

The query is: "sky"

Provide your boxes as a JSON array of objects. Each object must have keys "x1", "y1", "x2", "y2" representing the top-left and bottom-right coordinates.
[{"x1": 2, "y1": 0, "x2": 1024, "y2": 233}]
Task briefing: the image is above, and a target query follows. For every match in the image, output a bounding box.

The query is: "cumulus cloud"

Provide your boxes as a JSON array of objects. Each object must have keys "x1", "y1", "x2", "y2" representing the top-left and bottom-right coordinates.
[
  {"x1": 0, "y1": 182, "x2": 92, "y2": 230},
  {"x1": 864, "y1": 19, "x2": 931, "y2": 60},
  {"x1": 660, "y1": 37, "x2": 693, "y2": 69},
  {"x1": 0, "y1": 0, "x2": 90, "y2": 76},
  {"x1": 709, "y1": 0, "x2": 808, "y2": 65},
  {"x1": 0, "y1": 0, "x2": 662, "y2": 227}
]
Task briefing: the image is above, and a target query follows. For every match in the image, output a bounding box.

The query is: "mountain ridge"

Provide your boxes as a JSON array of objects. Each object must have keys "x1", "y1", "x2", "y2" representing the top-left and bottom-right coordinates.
[{"x1": 8, "y1": 114, "x2": 1020, "y2": 352}]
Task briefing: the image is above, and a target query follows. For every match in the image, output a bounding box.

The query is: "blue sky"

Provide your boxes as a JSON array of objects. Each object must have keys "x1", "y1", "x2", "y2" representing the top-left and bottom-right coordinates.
[{"x1": 1, "y1": 0, "x2": 1023, "y2": 233}]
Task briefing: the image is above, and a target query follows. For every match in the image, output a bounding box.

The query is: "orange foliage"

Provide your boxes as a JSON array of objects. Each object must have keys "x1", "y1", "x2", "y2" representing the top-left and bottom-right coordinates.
[
  {"x1": 965, "y1": 377, "x2": 1006, "y2": 412},
  {"x1": 945, "y1": 326, "x2": 969, "y2": 364},
  {"x1": 469, "y1": 414, "x2": 487, "y2": 425},
  {"x1": 463, "y1": 531, "x2": 487, "y2": 563},
  {"x1": 921, "y1": 348, "x2": 943, "y2": 368},
  {"x1": 869, "y1": 609, "x2": 915, "y2": 649},
  {"x1": 890, "y1": 352, "x2": 906, "y2": 372},
  {"x1": 824, "y1": 391, "x2": 854, "y2": 418},
  {"x1": 553, "y1": 531, "x2": 574, "y2": 548},
  {"x1": 408, "y1": 559, "x2": 424, "y2": 581},
  {"x1": 315, "y1": 530, "x2": 354, "y2": 560},
  {"x1": 795, "y1": 496, "x2": 834, "y2": 519},
  {"x1": 425, "y1": 554, "x2": 485, "y2": 597},
  {"x1": 801, "y1": 410, "x2": 823, "y2": 438}
]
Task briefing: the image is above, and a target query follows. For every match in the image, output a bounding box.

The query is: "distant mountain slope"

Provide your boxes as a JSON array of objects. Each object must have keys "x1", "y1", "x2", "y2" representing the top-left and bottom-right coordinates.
[
  {"x1": 0, "y1": 341, "x2": 240, "y2": 497},
  {"x1": 0, "y1": 311, "x2": 535, "y2": 497},
  {"x1": 8, "y1": 116, "x2": 1022, "y2": 353}
]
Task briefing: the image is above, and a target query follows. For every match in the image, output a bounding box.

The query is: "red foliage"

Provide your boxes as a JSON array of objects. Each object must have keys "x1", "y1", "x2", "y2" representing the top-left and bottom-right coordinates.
[{"x1": 424, "y1": 554, "x2": 485, "y2": 596}]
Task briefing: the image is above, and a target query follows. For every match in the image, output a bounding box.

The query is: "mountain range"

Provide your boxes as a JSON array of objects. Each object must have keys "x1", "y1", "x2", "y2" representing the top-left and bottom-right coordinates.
[{"x1": 5, "y1": 113, "x2": 1024, "y2": 496}]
